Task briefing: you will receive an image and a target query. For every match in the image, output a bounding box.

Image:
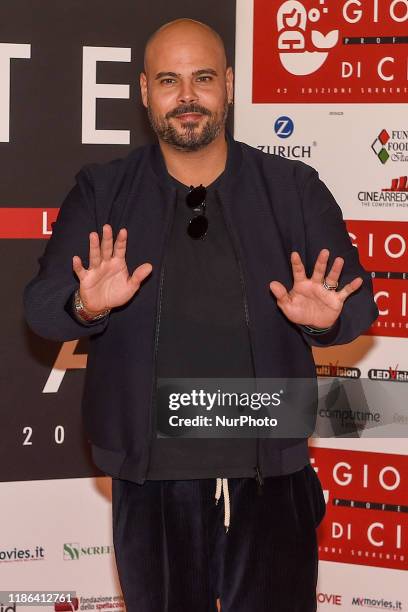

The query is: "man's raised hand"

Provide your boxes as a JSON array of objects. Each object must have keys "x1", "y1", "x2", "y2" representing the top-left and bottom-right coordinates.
[
  {"x1": 269, "y1": 249, "x2": 363, "y2": 329},
  {"x1": 72, "y1": 224, "x2": 153, "y2": 315}
]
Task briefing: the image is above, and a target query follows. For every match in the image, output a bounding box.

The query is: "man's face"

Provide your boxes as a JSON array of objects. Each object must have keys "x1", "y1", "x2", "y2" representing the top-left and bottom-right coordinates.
[{"x1": 140, "y1": 28, "x2": 233, "y2": 152}]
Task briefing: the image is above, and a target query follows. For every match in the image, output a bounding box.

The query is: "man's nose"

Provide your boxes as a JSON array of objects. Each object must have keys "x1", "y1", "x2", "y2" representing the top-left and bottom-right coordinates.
[{"x1": 177, "y1": 81, "x2": 199, "y2": 105}]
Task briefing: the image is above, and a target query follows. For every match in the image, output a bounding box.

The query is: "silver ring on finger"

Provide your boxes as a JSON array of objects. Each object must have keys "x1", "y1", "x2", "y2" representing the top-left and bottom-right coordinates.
[{"x1": 323, "y1": 278, "x2": 339, "y2": 291}]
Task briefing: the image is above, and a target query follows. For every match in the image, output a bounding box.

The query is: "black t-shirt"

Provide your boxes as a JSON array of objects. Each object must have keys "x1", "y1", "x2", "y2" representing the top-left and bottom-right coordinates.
[{"x1": 145, "y1": 169, "x2": 258, "y2": 479}]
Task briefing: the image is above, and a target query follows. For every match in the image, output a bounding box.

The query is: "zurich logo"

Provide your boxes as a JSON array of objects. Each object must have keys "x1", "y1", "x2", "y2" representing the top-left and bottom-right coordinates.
[{"x1": 274, "y1": 116, "x2": 294, "y2": 139}]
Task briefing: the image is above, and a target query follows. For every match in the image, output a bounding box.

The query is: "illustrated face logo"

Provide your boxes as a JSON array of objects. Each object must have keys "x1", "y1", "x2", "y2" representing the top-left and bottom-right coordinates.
[
  {"x1": 253, "y1": 0, "x2": 408, "y2": 103},
  {"x1": 277, "y1": 0, "x2": 339, "y2": 75}
]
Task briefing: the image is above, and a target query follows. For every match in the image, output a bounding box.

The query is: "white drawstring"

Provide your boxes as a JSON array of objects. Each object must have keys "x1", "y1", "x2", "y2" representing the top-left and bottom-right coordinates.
[{"x1": 215, "y1": 478, "x2": 230, "y2": 533}]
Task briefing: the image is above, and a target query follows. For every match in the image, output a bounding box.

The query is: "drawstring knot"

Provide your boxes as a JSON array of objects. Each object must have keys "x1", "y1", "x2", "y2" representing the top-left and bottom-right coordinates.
[{"x1": 215, "y1": 477, "x2": 230, "y2": 533}]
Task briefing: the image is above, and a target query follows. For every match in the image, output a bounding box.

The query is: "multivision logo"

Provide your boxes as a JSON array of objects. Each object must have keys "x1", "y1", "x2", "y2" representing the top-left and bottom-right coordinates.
[
  {"x1": 316, "y1": 362, "x2": 361, "y2": 379},
  {"x1": 63, "y1": 542, "x2": 113, "y2": 561},
  {"x1": 257, "y1": 115, "x2": 316, "y2": 159}
]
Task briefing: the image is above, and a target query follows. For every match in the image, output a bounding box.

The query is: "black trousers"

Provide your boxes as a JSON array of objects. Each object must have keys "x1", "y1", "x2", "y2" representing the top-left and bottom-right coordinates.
[{"x1": 111, "y1": 463, "x2": 326, "y2": 612}]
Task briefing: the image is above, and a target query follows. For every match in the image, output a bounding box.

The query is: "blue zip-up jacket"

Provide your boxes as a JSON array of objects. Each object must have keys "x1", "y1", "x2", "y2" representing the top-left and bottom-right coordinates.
[{"x1": 23, "y1": 131, "x2": 379, "y2": 486}]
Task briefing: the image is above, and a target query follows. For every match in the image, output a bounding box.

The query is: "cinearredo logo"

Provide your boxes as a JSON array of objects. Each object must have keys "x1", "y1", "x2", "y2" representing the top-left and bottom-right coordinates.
[{"x1": 358, "y1": 176, "x2": 408, "y2": 209}]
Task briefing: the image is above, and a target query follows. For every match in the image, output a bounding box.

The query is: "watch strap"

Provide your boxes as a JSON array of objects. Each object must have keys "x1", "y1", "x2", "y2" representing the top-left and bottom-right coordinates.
[{"x1": 72, "y1": 289, "x2": 111, "y2": 323}]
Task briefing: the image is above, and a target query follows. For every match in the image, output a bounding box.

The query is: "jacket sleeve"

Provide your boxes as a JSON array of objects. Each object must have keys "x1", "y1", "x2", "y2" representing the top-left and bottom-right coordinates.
[
  {"x1": 296, "y1": 166, "x2": 379, "y2": 347},
  {"x1": 23, "y1": 166, "x2": 110, "y2": 342}
]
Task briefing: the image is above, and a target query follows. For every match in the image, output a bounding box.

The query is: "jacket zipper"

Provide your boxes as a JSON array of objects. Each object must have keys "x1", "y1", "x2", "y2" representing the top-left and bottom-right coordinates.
[
  {"x1": 215, "y1": 190, "x2": 264, "y2": 495},
  {"x1": 142, "y1": 190, "x2": 178, "y2": 483}
]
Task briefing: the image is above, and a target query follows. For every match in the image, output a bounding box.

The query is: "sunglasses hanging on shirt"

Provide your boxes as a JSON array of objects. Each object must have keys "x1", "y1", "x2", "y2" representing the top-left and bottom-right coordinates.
[{"x1": 186, "y1": 184, "x2": 208, "y2": 239}]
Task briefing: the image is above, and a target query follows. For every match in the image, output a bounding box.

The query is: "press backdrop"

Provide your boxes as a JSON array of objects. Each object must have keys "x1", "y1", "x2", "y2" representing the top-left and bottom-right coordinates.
[{"x1": 1, "y1": 0, "x2": 407, "y2": 609}]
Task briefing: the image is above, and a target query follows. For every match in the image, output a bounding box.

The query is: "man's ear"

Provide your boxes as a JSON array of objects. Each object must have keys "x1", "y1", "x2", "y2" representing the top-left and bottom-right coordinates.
[
  {"x1": 226, "y1": 66, "x2": 234, "y2": 104},
  {"x1": 140, "y1": 72, "x2": 148, "y2": 108}
]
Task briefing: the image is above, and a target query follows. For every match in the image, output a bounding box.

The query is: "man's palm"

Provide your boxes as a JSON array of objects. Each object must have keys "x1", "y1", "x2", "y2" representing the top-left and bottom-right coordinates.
[
  {"x1": 73, "y1": 224, "x2": 152, "y2": 314},
  {"x1": 270, "y1": 250, "x2": 363, "y2": 329}
]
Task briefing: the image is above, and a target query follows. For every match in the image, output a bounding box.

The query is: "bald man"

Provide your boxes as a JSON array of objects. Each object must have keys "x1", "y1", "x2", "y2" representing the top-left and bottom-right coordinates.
[{"x1": 23, "y1": 17, "x2": 378, "y2": 612}]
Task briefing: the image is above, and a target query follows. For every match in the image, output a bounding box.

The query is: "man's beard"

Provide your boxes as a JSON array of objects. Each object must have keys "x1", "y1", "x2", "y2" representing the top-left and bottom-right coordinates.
[{"x1": 147, "y1": 98, "x2": 229, "y2": 152}]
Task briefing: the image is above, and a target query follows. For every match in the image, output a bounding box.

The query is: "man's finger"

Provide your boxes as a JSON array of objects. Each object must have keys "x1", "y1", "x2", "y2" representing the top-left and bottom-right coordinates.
[
  {"x1": 270, "y1": 280, "x2": 290, "y2": 304},
  {"x1": 89, "y1": 231, "x2": 101, "y2": 268},
  {"x1": 337, "y1": 276, "x2": 363, "y2": 302},
  {"x1": 113, "y1": 228, "x2": 128, "y2": 259},
  {"x1": 325, "y1": 256, "x2": 344, "y2": 287},
  {"x1": 101, "y1": 224, "x2": 114, "y2": 261},
  {"x1": 72, "y1": 255, "x2": 86, "y2": 281},
  {"x1": 311, "y1": 249, "x2": 330, "y2": 284},
  {"x1": 129, "y1": 263, "x2": 153, "y2": 290},
  {"x1": 290, "y1": 251, "x2": 307, "y2": 283}
]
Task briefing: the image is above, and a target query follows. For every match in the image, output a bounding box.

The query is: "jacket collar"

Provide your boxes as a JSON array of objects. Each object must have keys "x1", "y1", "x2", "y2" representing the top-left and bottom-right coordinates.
[{"x1": 148, "y1": 128, "x2": 243, "y2": 190}]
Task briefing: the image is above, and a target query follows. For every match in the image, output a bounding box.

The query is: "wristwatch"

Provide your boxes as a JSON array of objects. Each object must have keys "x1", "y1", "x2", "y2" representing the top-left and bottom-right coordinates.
[{"x1": 73, "y1": 288, "x2": 111, "y2": 323}]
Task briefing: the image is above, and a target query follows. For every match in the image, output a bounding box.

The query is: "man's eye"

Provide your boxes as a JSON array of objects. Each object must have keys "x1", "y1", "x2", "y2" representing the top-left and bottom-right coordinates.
[
  {"x1": 161, "y1": 78, "x2": 175, "y2": 84},
  {"x1": 197, "y1": 76, "x2": 212, "y2": 82}
]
